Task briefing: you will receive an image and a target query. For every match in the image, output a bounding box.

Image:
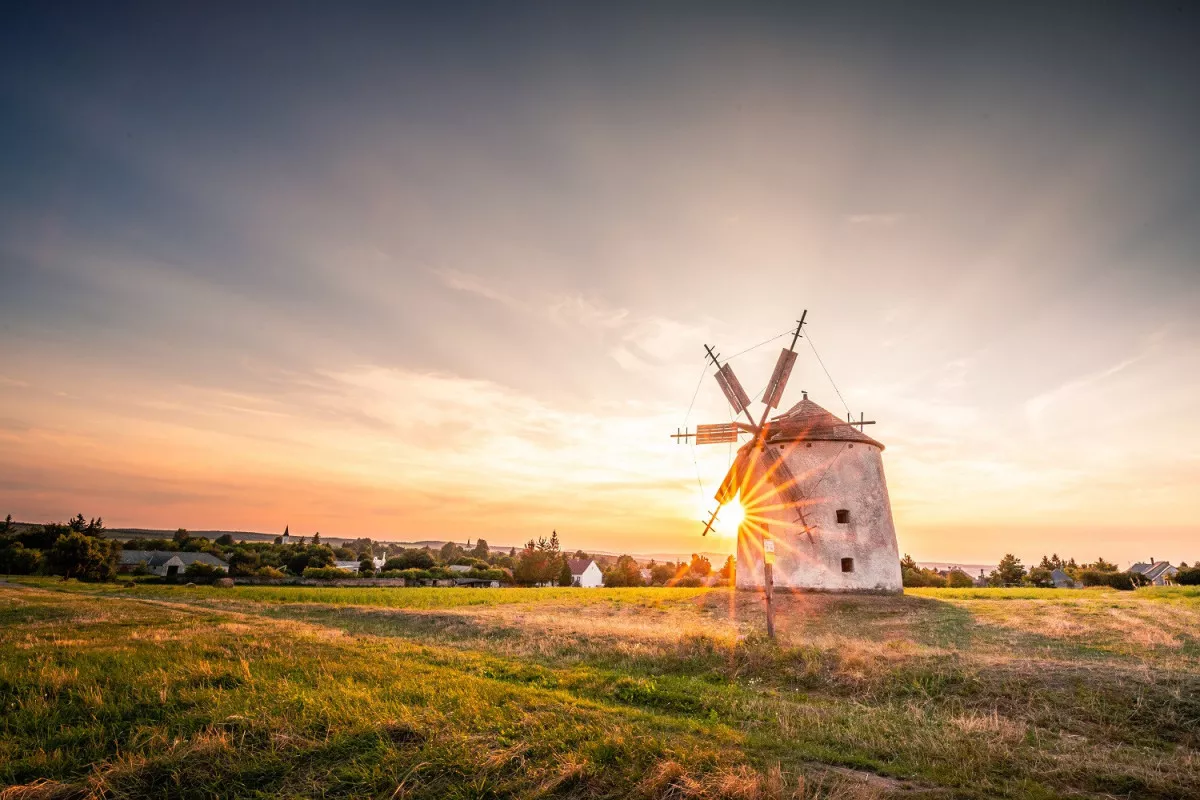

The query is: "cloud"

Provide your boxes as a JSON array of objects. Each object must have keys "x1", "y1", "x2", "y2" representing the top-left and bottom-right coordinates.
[
  {"x1": 431, "y1": 268, "x2": 704, "y2": 371},
  {"x1": 432, "y1": 267, "x2": 521, "y2": 308},
  {"x1": 1023, "y1": 355, "x2": 1141, "y2": 422}
]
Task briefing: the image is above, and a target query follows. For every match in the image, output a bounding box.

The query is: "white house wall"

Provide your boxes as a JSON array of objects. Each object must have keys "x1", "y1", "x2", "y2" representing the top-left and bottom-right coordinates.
[{"x1": 574, "y1": 563, "x2": 603, "y2": 588}]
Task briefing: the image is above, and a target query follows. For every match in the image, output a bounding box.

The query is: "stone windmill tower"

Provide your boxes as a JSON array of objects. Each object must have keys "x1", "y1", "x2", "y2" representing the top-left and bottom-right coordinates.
[{"x1": 674, "y1": 313, "x2": 902, "y2": 596}]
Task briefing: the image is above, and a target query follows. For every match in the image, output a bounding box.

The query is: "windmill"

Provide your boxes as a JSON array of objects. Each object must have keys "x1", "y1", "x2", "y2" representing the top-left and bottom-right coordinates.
[{"x1": 672, "y1": 311, "x2": 896, "y2": 635}]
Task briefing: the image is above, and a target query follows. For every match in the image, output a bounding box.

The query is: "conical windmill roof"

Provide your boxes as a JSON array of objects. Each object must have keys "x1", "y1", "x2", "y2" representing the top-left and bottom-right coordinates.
[{"x1": 765, "y1": 394, "x2": 885, "y2": 449}]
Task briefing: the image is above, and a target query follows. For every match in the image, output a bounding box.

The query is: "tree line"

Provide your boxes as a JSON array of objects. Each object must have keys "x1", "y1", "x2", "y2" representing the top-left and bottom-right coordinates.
[
  {"x1": 0, "y1": 515, "x2": 737, "y2": 587},
  {"x1": 901, "y1": 552, "x2": 1200, "y2": 589}
]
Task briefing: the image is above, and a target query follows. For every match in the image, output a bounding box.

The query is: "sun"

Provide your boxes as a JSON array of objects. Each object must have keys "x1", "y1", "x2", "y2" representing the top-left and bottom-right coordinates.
[{"x1": 713, "y1": 496, "x2": 745, "y2": 538}]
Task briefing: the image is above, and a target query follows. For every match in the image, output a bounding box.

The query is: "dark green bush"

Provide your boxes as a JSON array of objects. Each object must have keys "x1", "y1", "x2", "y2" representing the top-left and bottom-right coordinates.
[
  {"x1": 0, "y1": 544, "x2": 41, "y2": 575},
  {"x1": 383, "y1": 550, "x2": 435, "y2": 571},
  {"x1": 1175, "y1": 567, "x2": 1200, "y2": 585},
  {"x1": 466, "y1": 568, "x2": 506, "y2": 582},
  {"x1": 184, "y1": 562, "x2": 227, "y2": 579},
  {"x1": 1079, "y1": 570, "x2": 1136, "y2": 590},
  {"x1": 46, "y1": 532, "x2": 119, "y2": 581},
  {"x1": 946, "y1": 570, "x2": 975, "y2": 588},
  {"x1": 302, "y1": 566, "x2": 355, "y2": 580}
]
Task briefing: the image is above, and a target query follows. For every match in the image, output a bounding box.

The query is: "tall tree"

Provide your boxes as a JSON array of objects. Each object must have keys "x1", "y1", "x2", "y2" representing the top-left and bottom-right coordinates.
[
  {"x1": 47, "y1": 532, "x2": 119, "y2": 582},
  {"x1": 514, "y1": 543, "x2": 556, "y2": 586},
  {"x1": 650, "y1": 562, "x2": 675, "y2": 585},
  {"x1": 990, "y1": 554, "x2": 1026, "y2": 586},
  {"x1": 603, "y1": 555, "x2": 643, "y2": 587},
  {"x1": 472, "y1": 539, "x2": 490, "y2": 560},
  {"x1": 718, "y1": 555, "x2": 735, "y2": 580}
]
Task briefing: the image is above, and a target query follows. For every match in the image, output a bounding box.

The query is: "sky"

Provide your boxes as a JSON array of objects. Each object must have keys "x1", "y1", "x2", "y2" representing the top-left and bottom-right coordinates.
[{"x1": 2, "y1": 2, "x2": 1198, "y2": 566}]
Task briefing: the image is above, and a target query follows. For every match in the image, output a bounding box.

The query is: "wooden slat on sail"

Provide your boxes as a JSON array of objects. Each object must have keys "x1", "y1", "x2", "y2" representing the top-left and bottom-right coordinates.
[
  {"x1": 696, "y1": 423, "x2": 739, "y2": 444},
  {"x1": 714, "y1": 364, "x2": 752, "y2": 414}
]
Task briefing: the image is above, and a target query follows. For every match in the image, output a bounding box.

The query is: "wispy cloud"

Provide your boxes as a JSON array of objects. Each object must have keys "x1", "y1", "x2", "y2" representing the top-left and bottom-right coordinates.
[
  {"x1": 433, "y1": 267, "x2": 522, "y2": 308},
  {"x1": 1024, "y1": 356, "x2": 1142, "y2": 422},
  {"x1": 432, "y1": 268, "x2": 704, "y2": 371}
]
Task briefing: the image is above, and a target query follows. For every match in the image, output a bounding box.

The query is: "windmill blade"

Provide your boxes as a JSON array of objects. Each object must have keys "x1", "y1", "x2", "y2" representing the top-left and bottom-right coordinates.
[
  {"x1": 714, "y1": 363, "x2": 752, "y2": 415},
  {"x1": 759, "y1": 447, "x2": 805, "y2": 504},
  {"x1": 696, "y1": 423, "x2": 739, "y2": 444},
  {"x1": 714, "y1": 444, "x2": 754, "y2": 505},
  {"x1": 761, "y1": 348, "x2": 798, "y2": 410}
]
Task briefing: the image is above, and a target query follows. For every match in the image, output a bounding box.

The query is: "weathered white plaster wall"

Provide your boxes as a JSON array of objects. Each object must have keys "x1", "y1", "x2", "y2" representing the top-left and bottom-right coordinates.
[{"x1": 735, "y1": 439, "x2": 903, "y2": 593}]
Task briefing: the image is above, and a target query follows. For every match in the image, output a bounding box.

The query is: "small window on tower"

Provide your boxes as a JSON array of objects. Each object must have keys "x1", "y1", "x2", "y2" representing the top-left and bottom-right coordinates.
[
  {"x1": 836, "y1": 509, "x2": 850, "y2": 524},
  {"x1": 841, "y1": 557, "x2": 854, "y2": 573}
]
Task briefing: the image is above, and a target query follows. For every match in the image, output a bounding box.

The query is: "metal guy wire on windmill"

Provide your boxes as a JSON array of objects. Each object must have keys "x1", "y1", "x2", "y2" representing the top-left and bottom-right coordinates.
[{"x1": 673, "y1": 311, "x2": 904, "y2": 613}]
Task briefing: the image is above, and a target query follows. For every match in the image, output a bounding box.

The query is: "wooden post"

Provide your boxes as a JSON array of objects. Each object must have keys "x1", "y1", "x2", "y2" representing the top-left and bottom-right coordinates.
[{"x1": 762, "y1": 525, "x2": 776, "y2": 640}]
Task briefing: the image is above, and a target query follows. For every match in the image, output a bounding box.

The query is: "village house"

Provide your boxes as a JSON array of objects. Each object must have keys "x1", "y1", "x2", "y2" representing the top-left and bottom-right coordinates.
[
  {"x1": 119, "y1": 550, "x2": 227, "y2": 578},
  {"x1": 569, "y1": 558, "x2": 603, "y2": 588},
  {"x1": 1051, "y1": 568, "x2": 1080, "y2": 588},
  {"x1": 1129, "y1": 560, "x2": 1178, "y2": 586}
]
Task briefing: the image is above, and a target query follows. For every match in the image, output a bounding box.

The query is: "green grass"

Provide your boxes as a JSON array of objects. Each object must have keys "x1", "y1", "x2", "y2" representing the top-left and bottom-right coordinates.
[
  {"x1": 1136, "y1": 585, "x2": 1200, "y2": 600},
  {"x1": 910, "y1": 585, "x2": 1200, "y2": 602},
  {"x1": 7, "y1": 577, "x2": 709, "y2": 609},
  {"x1": 2, "y1": 581, "x2": 1198, "y2": 799}
]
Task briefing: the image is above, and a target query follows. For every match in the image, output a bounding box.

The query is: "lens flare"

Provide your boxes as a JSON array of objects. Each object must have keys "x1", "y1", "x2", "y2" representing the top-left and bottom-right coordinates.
[{"x1": 714, "y1": 496, "x2": 745, "y2": 537}]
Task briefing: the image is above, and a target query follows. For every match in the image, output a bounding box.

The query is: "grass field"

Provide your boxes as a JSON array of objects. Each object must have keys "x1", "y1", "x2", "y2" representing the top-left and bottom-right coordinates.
[{"x1": 1, "y1": 580, "x2": 1197, "y2": 799}]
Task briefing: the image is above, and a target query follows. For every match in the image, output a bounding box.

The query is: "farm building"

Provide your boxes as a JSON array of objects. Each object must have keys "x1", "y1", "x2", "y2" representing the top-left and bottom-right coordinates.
[
  {"x1": 454, "y1": 577, "x2": 501, "y2": 588},
  {"x1": 1051, "y1": 568, "x2": 1080, "y2": 588},
  {"x1": 569, "y1": 558, "x2": 603, "y2": 588},
  {"x1": 119, "y1": 550, "x2": 227, "y2": 577},
  {"x1": 1129, "y1": 561, "x2": 1178, "y2": 586},
  {"x1": 334, "y1": 560, "x2": 363, "y2": 573}
]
